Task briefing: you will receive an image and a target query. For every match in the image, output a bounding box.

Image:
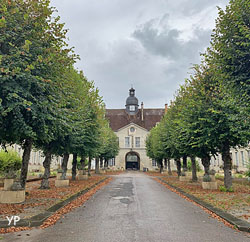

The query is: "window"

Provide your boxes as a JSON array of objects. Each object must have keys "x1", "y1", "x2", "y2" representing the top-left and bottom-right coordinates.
[
  {"x1": 152, "y1": 159, "x2": 157, "y2": 167},
  {"x1": 130, "y1": 127, "x2": 135, "y2": 132},
  {"x1": 125, "y1": 137, "x2": 130, "y2": 148},
  {"x1": 108, "y1": 158, "x2": 115, "y2": 166},
  {"x1": 235, "y1": 152, "x2": 239, "y2": 166},
  {"x1": 30, "y1": 152, "x2": 36, "y2": 164},
  {"x1": 38, "y1": 151, "x2": 41, "y2": 164},
  {"x1": 129, "y1": 105, "x2": 135, "y2": 111},
  {"x1": 241, "y1": 151, "x2": 245, "y2": 166},
  {"x1": 135, "y1": 137, "x2": 140, "y2": 148}
]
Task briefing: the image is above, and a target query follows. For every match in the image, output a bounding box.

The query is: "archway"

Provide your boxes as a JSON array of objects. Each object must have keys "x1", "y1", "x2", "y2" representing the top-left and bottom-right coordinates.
[{"x1": 125, "y1": 152, "x2": 140, "y2": 170}]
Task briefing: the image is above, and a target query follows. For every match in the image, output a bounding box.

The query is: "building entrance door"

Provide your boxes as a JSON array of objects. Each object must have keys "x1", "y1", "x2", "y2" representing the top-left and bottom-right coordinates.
[{"x1": 126, "y1": 152, "x2": 140, "y2": 170}]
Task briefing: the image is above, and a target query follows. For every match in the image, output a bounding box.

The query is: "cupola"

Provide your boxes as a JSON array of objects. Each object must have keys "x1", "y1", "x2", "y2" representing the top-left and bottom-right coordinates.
[{"x1": 125, "y1": 87, "x2": 139, "y2": 115}]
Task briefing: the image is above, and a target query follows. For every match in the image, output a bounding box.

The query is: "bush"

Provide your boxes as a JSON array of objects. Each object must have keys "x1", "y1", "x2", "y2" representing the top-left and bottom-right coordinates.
[
  {"x1": 0, "y1": 149, "x2": 22, "y2": 178},
  {"x1": 187, "y1": 159, "x2": 201, "y2": 172},
  {"x1": 219, "y1": 185, "x2": 234, "y2": 192},
  {"x1": 203, "y1": 174, "x2": 211, "y2": 182}
]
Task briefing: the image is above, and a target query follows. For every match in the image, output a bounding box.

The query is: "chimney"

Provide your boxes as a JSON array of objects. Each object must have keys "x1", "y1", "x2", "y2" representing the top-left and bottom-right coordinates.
[
  {"x1": 141, "y1": 102, "x2": 144, "y2": 121},
  {"x1": 165, "y1": 104, "x2": 168, "y2": 114}
]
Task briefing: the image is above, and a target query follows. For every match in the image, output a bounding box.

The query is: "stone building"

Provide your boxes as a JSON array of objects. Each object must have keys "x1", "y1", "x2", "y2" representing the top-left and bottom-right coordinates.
[
  {"x1": 105, "y1": 88, "x2": 165, "y2": 171},
  {"x1": 105, "y1": 88, "x2": 250, "y2": 173}
]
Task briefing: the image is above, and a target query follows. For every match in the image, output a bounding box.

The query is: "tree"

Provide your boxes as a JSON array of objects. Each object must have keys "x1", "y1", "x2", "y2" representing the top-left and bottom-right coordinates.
[
  {"x1": 99, "y1": 123, "x2": 119, "y2": 171},
  {"x1": 146, "y1": 123, "x2": 165, "y2": 173},
  {"x1": 207, "y1": 0, "x2": 250, "y2": 106},
  {"x1": 205, "y1": 0, "x2": 250, "y2": 188},
  {"x1": 0, "y1": 0, "x2": 76, "y2": 188}
]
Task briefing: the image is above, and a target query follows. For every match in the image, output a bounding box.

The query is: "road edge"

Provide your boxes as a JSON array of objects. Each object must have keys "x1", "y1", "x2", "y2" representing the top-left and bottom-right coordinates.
[
  {"x1": 0, "y1": 177, "x2": 109, "y2": 229},
  {"x1": 157, "y1": 177, "x2": 250, "y2": 233}
]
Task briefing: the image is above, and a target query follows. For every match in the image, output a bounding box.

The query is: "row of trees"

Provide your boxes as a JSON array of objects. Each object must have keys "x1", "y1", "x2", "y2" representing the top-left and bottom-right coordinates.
[
  {"x1": 0, "y1": 0, "x2": 119, "y2": 189},
  {"x1": 146, "y1": 0, "x2": 250, "y2": 189}
]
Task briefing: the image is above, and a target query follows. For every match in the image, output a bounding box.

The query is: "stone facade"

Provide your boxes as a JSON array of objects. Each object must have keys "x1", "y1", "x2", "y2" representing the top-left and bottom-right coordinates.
[
  {"x1": 106, "y1": 88, "x2": 165, "y2": 171},
  {"x1": 114, "y1": 123, "x2": 156, "y2": 171}
]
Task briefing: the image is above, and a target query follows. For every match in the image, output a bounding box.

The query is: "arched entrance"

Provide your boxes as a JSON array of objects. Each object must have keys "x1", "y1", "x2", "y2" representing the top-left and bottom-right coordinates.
[{"x1": 125, "y1": 152, "x2": 140, "y2": 170}]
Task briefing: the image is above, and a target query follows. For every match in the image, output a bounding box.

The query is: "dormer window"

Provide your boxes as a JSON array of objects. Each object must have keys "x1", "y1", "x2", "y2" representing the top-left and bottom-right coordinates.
[{"x1": 130, "y1": 105, "x2": 135, "y2": 111}]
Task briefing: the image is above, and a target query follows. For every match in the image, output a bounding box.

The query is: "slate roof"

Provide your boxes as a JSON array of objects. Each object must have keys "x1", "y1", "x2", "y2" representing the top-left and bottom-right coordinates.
[{"x1": 105, "y1": 108, "x2": 165, "y2": 131}]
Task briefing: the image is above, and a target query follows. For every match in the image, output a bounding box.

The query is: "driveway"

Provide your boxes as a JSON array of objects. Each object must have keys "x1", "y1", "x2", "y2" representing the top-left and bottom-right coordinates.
[{"x1": 2, "y1": 171, "x2": 249, "y2": 242}]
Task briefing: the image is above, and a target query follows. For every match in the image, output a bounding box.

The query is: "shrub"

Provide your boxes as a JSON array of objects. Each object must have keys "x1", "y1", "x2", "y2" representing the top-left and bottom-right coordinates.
[
  {"x1": 0, "y1": 149, "x2": 22, "y2": 178},
  {"x1": 203, "y1": 174, "x2": 211, "y2": 182},
  {"x1": 219, "y1": 185, "x2": 234, "y2": 192}
]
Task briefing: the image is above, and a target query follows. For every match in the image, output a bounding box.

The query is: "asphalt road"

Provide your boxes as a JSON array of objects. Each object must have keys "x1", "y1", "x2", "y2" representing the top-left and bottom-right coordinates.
[{"x1": 2, "y1": 172, "x2": 250, "y2": 242}]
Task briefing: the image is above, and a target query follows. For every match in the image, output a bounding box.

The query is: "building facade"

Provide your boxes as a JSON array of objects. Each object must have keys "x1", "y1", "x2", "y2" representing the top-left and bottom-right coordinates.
[
  {"x1": 106, "y1": 88, "x2": 250, "y2": 173},
  {"x1": 106, "y1": 88, "x2": 165, "y2": 171}
]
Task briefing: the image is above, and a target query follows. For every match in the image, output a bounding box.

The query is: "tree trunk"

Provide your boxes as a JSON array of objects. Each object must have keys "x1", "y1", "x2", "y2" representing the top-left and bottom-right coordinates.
[
  {"x1": 20, "y1": 139, "x2": 33, "y2": 189},
  {"x1": 100, "y1": 158, "x2": 103, "y2": 168},
  {"x1": 222, "y1": 144, "x2": 232, "y2": 189},
  {"x1": 80, "y1": 156, "x2": 86, "y2": 175},
  {"x1": 190, "y1": 156, "x2": 198, "y2": 182},
  {"x1": 183, "y1": 155, "x2": 188, "y2": 172},
  {"x1": 72, "y1": 153, "x2": 77, "y2": 180},
  {"x1": 88, "y1": 156, "x2": 91, "y2": 176},
  {"x1": 95, "y1": 157, "x2": 100, "y2": 174},
  {"x1": 40, "y1": 151, "x2": 52, "y2": 189},
  {"x1": 61, "y1": 153, "x2": 69, "y2": 180},
  {"x1": 164, "y1": 158, "x2": 167, "y2": 169},
  {"x1": 201, "y1": 155, "x2": 210, "y2": 176},
  {"x1": 104, "y1": 158, "x2": 108, "y2": 170},
  {"x1": 159, "y1": 159, "x2": 163, "y2": 173},
  {"x1": 175, "y1": 158, "x2": 181, "y2": 177},
  {"x1": 167, "y1": 158, "x2": 172, "y2": 175}
]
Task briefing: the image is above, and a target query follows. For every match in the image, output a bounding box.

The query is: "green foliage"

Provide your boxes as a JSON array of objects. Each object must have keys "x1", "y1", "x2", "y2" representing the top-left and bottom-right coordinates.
[
  {"x1": 244, "y1": 161, "x2": 250, "y2": 177},
  {"x1": 0, "y1": 0, "x2": 77, "y2": 146},
  {"x1": 98, "y1": 122, "x2": 119, "y2": 161},
  {"x1": 215, "y1": 174, "x2": 223, "y2": 179},
  {"x1": 0, "y1": 149, "x2": 22, "y2": 177},
  {"x1": 207, "y1": 0, "x2": 250, "y2": 105},
  {"x1": 0, "y1": 0, "x2": 108, "y2": 188},
  {"x1": 203, "y1": 174, "x2": 211, "y2": 182},
  {"x1": 77, "y1": 157, "x2": 87, "y2": 170},
  {"x1": 187, "y1": 159, "x2": 201, "y2": 172},
  {"x1": 147, "y1": 0, "x2": 250, "y2": 190},
  {"x1": 219, "y1": 185, "x2": 234, "y2": 193}
]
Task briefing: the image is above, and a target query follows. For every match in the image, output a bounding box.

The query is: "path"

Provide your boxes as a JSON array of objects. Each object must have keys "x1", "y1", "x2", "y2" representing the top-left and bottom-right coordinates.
[{"x1": 2, "y1": 172, "x2": 249, "y2": 242}]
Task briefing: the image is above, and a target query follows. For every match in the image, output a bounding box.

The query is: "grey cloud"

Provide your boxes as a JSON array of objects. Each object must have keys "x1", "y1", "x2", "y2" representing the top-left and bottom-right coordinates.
[
  {"x1": 50, "y1": 0, "x2": 229, "y2": 109},
  {"x1": 132, "y1": 17, "x2": 211, "y2": 61}
]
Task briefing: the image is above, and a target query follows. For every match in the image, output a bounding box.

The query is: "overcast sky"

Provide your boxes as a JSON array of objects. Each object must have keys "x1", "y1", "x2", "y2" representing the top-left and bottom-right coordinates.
[{"x1": 50, "y1": 0, "x2": 229, "y2": 109}]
